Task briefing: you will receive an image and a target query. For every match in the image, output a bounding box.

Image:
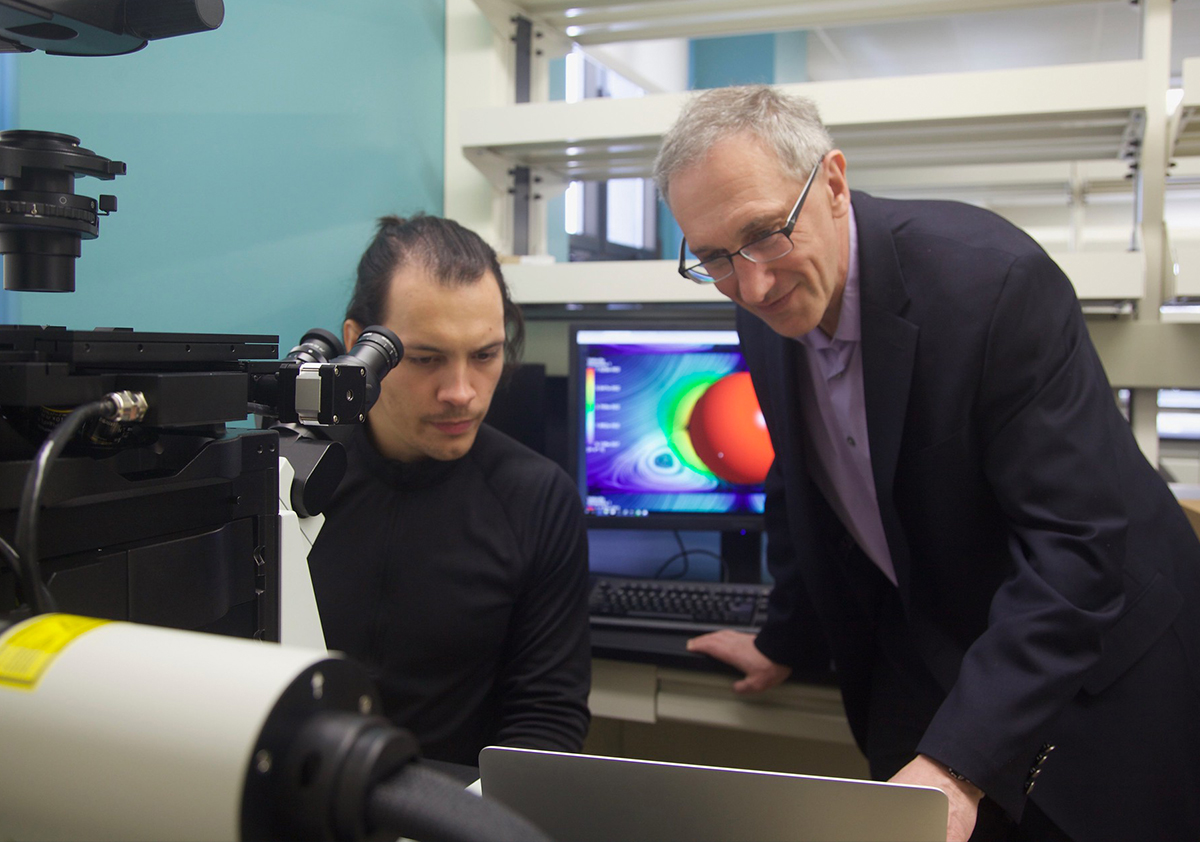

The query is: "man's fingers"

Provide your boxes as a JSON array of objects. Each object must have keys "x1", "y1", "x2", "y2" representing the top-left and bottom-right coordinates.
[
  {"x1": 739, "y1": 663, "x2": 792, "y2": 694},
  {"x1": 733, "y1": 672, "x2": 772, "y2": 694},
  {"x1": 687, "y1": 630, "x2": 753, "y2": 665},
  {"x1": 688, "y1": 631, "x2": 792, "y2": 694}
]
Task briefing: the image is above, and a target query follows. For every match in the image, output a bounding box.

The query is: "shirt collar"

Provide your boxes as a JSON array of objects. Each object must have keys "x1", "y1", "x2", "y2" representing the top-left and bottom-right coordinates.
[{"x1": 352, "y1": 423, "x2": 463, "y2": 489}]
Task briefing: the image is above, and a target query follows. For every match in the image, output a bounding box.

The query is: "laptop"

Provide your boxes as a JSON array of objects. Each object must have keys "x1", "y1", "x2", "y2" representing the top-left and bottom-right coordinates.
[{"x1": 478, "y1": 746, "x2": 947, "y2": 842}]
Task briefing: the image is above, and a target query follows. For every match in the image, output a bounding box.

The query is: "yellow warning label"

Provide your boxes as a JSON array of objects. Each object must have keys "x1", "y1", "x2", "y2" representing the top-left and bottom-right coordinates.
[{"x1": 0, "y1": 614, "x2": 109, "y2": 691}]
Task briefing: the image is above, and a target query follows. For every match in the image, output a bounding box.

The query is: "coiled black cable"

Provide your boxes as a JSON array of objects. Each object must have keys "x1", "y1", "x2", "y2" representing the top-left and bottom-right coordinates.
[
  {"x1": 652, "y1": 530, "x2": 723, "y2": 580},
  {"x1": 0, "y1": 534, "x2": 23, "y2": 583},
  {"x1": 14, "y1": 398, "x2": 116, "y2": 614}
]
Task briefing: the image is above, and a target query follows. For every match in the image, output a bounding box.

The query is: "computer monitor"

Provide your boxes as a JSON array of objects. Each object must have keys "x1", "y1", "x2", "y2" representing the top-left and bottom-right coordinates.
[{"x1": 567, "y1": 322, "x2": 771, "y2": 582}]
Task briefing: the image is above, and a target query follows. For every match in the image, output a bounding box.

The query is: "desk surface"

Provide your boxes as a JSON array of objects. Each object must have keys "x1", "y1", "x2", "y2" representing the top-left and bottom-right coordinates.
[
  {"x1": 591, "y1": 625, "x2": 838, "y2": 685},
  {"x1": 589, "y1": 652, "x2": 852, "y2": 745}
]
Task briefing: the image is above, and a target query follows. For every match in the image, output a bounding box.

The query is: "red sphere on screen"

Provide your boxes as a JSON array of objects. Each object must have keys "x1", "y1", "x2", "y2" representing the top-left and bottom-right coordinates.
[{"x1": 687, "y1": 371, "x2": 774, "y2": 484}]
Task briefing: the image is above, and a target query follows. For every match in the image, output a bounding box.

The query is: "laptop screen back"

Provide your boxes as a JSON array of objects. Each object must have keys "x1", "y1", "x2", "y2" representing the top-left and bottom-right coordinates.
[{"x1": 479, "y1": 746, "x2": 947, "y2": 842}]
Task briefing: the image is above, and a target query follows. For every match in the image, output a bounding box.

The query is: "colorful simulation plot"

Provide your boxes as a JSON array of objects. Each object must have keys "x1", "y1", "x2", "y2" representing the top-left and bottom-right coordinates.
[{"x1": 658, "y1": 371, "x2": 723, "y2": 479}]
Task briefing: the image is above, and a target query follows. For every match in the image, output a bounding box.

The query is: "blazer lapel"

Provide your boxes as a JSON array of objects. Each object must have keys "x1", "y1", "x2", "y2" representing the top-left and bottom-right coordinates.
[
  {"x1": 853, "y1": 193, "x2": 919, "y2": 597},
  {"x1": 746, "y1": 311, "x2": 823, "y2": 552},
  {"x1": 764, "y1": 320, "x2": 810, "y2": 497}
]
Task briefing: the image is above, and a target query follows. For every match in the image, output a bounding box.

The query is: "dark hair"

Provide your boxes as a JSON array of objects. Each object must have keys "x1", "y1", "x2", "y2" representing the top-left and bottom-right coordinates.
[{"x1": 345, "y1": 214, "x2": 525, "y2": 372}]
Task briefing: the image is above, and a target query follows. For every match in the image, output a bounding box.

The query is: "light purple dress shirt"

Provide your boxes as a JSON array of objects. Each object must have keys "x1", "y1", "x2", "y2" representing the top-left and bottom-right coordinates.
[{"x1": 794, "y1": 209, "x2": 898, "y2": 585}]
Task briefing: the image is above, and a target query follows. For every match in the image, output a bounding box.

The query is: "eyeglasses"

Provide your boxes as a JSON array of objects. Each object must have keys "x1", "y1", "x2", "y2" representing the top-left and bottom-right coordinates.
[{"x1": 678, "y1": 157, "x2": 823, "y2": 285}]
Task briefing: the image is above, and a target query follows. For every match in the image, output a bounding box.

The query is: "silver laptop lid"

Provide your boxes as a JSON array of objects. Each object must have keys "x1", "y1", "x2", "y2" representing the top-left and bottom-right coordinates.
[{"x1": 479, "y1": 746, "x2": 946, "y2": 842}]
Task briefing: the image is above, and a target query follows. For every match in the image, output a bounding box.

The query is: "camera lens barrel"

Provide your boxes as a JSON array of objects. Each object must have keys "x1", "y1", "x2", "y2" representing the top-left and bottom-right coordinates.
[
  {"x1": 285, "y1": 328, "x2": 345, "y2": 366},
  {"x1": 338, "y1": 326, "x2": 403, "y2": 415},
  {"x1": 0, "y1": 131, "x2": 125, "y2": 293},
  {"x1": 344, "y1": 326, "x2": 403, "y2": 377}
]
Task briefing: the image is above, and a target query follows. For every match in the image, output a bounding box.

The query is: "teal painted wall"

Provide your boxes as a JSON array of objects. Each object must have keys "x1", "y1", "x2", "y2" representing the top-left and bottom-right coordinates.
[
  {"x1": 545, "y1": 55, "x2": 569, "y2": 263},
  {"x1": 689, "y1": 30, "x2": 809, "y2": 91},
  {"x1": 689, "y1": 33, "x2": 776, "y2": 90},
  {"x1": 774, "y1": 30, "x2": 809, "y2": 84},
  {"x1": 0, "y1": 54, "x2": 13, "y2": 130},
  {"x1": 9, "y1": 0, "x2": 445, "y2": 350}
]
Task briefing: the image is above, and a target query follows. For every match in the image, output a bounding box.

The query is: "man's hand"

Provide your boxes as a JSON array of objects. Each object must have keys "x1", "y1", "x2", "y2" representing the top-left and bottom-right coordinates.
[
  {"x1": 890, "y1": 754, "x2": 983, "y2": 842},
  {"x1": 686, "y1": 630, "x2": 792, "y2": 693}
]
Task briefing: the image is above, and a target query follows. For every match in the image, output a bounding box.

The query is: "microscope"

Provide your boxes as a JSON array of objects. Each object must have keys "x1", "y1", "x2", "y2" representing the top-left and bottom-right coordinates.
[{"x1": 0, "y1": 4, "x2": 549, "y2": 840}]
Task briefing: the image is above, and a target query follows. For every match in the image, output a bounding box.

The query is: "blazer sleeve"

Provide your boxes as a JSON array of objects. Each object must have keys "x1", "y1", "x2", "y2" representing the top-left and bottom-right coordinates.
[
  {"x1": 754, "y1": 458, "x2": 832, "y2": 672},
  {"x1": 915, "y1": 250, "x2": 1132, "y2": 816}
]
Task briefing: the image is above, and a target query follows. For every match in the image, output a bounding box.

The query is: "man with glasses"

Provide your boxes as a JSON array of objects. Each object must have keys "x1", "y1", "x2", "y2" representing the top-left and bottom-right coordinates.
[{"x1": 654, "y1": 85, "x2": 1199, "y2": 842}]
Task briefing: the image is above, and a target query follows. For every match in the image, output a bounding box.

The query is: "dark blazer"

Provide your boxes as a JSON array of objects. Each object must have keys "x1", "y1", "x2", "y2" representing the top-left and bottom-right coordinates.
[{"x1": 744, "y1": 191, "x2": 1200, "y2": 840}]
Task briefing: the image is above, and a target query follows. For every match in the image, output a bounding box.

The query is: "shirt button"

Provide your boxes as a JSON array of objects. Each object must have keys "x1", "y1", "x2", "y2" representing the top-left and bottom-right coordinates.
[{"x1": 847, "y1": 437, "x2": 856, "y2": 447}]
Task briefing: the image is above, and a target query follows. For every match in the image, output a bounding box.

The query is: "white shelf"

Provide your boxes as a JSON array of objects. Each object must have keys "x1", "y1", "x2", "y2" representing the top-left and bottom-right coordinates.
[
  {"x1": 501, "y1": 0, "x2": 1112, "y2": 46},
  {"x1": 503, "y1": 249, "x2": 1144, "y2": 304},
  {"x1": 1160, "y1": 305, "x2": 1200, "y2": 324},
  {"x1": 851, "y1": 160, "x2": 1132, "y2": 196},
  {"x1": 1054, "y1": 251, "x2": 1145, "y2": 301},
  {"x1": 1173, "y1": 56, "x2": 1200, "y2": 160},
  {"x1": 505, "y1": 259, "x2": 722, "y2": 304},
  {"x1": 1171, "y1": 243, "x2": 1200, "y2": 299},
  {"x1": 461, "y1": 60, "x2": 1146, "y2": 184}
]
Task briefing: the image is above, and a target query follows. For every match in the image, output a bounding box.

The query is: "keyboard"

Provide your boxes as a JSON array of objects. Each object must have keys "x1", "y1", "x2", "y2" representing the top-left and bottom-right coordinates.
[{"x1": 588, "y1": 576, "x2": 771, "y2": 634}]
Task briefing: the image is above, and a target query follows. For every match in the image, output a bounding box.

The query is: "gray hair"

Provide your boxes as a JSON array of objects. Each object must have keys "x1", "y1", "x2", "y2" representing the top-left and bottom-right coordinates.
[{"x1": 653, "y1": 85, "x2": 835, "y2": 202}]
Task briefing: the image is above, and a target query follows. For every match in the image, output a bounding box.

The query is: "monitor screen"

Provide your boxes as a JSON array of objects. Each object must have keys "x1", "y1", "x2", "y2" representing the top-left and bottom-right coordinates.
[{"x1": 568, "y1": 323, "x2": 772, "y2": 532}]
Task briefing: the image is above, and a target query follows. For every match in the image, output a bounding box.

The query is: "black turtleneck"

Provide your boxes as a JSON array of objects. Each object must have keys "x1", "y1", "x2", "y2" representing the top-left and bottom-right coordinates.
[{"x1": 307, "y1": 423, "x2": 591, "y2": 766}]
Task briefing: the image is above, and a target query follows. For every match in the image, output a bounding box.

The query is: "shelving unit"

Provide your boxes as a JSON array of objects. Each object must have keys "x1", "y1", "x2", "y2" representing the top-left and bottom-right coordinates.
[
  {"x1": 445, "y1": 0, "x2": 1196, "y2": 461},
  {"x1": 458, "y1": 57, "x2": 1157, "y2": 306}
]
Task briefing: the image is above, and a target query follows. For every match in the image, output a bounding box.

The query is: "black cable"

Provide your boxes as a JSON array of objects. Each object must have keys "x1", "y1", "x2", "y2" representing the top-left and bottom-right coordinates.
[
  {"x1": 366, "y1": 762, "x2": 553, "y2": 842},
  {"x1": 0, "y1": 535, "x2": 34, "y2": 618},
  {"x1": 0, "y1": 534, "x2": 22, "y2": 580},
  {"x1": 0, "y1": 535, "x2": 31, "y2": 614},
  {"x1": 15, "y1": 398, "x2": 114, "y2": 614},
  {"x1": 652, "y1": 549, "x2": 690, "y2": 580},
  {"x1": 653, "y1": 531, "x2": 722, "y2": 580}
]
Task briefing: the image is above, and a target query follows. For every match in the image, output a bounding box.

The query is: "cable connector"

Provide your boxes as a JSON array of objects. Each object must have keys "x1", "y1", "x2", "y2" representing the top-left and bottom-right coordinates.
[{"x1": 103, "y1": 390, "x2": 149, "y2": 423}]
